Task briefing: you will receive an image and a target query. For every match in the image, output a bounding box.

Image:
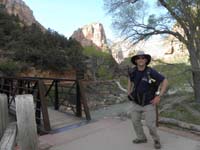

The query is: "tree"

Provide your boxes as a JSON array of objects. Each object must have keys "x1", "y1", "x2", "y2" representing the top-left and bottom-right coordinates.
[
  {"x1": 0, "y1": 5, "x2": 87, "y2": 73},
  {"x1": 104, "y1": 0, "x2": 200, "y2": 102}
]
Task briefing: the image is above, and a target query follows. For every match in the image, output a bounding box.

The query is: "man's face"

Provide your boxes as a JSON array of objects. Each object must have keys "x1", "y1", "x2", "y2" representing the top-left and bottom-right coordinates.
[{"x1": 135, "y1": 55, "x2": 147, "y2": 66}]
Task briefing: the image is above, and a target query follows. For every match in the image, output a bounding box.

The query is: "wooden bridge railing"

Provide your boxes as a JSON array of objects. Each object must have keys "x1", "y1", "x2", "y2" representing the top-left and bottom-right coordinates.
[
  {"x1": 0, "y1": 94, "x2": 38, "y2": 150},
  {"x1": 0, "y1": 76, "x2": 91, "y2": 133}
]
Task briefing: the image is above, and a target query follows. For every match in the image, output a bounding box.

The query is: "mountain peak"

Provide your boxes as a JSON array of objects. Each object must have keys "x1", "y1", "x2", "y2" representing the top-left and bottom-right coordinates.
[
  {"x1": 71, "y1": 22, "x2": 108, "y2": 50},
  {"x1": 0, "y1": 0, "x2": 44, "y2": 29}
]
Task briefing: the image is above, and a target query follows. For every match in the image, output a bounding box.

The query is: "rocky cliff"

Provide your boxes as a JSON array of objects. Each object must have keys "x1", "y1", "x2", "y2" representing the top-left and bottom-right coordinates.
[
  {"x1": 163, "y1": 25, "x2": 188, "y2": 56},
  {"x1": 0, "y1": 0, "x2": 44, "y2": 29},
  {"x1": 71, "y1": 23, "x2": 109, "y2": 52}
]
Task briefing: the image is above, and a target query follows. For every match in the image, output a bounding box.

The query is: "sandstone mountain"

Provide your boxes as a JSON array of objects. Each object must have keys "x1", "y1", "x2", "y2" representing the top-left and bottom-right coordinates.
[
  {"x1": 162, "y1": 25, "x2": 188, "y2": 58},
  {"x1": 0, "y1": 0, "x2": 44, "y2": 29},
  {"x1": 71, "y1": 23, "x2": 110, "y2": 53}
]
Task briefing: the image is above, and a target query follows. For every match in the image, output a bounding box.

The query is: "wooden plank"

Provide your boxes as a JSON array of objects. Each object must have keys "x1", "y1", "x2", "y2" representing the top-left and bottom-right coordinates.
[
  {"x1": 15, "y1": 94, "x2": 38, "y2": 150},
  {"x1": 47, "y1": 107, "x2": 82, "y2": 129},
  {"x1": 0, "y1": 94, "x2": 8, "y2": 138},
  {"x1": 0, "y1": 122, "x2": 17, "y2": 150}
]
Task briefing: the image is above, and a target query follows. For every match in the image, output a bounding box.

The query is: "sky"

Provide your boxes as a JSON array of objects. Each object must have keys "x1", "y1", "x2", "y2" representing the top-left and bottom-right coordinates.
[
  {"x1": 23, "y1": 0, "x2": 168, "y2": 57},
  {"x1": 24, "y1": 0, "x2": 115, "y2": 40}
]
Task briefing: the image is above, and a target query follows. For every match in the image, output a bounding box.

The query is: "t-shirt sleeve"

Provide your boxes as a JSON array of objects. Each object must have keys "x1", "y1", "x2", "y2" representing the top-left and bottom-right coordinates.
[{"x1": 150, "y1": 68, "x2": 165, "y2": 84}]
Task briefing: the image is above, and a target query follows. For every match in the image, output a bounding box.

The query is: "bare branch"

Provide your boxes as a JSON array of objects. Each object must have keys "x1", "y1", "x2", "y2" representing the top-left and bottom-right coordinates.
[
  {"x1": 121, "y1": 21, "x2": 187, "y2": 45},
  {"x1": 158, "y1": 0, "x2": 190, "y2": 37},
  {"x1": 128, "y1": 0, "x2": 139, "y2": 4}
]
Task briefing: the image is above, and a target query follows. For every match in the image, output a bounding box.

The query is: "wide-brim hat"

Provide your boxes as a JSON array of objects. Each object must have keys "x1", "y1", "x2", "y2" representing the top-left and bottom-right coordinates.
[{"x1": 131, "y1": 50, "x2": 151, "y2": 65}]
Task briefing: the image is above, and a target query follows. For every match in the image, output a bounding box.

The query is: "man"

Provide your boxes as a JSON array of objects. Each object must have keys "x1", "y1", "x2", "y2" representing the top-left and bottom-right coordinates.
[{"x1": 127, "y1": 50, "x2": 168, "y2": 149}]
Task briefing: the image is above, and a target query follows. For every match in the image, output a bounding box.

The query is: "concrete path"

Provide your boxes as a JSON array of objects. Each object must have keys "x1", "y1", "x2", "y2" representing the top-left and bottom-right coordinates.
[{"x1": 39, "y1": 118, "x2": 200, "y2": 150}]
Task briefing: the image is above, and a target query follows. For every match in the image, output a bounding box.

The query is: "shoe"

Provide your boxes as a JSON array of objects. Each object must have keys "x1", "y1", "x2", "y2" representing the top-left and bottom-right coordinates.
[
  {"x1": 154, "y1": 140, "x2": 161, "y2": 149},
  {"x1": 132, "y1": 138, "x2": 147, "y2": 144}
]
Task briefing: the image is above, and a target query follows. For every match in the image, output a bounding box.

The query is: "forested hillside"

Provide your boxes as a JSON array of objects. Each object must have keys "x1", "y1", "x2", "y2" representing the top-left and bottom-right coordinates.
[
  {"x1": 0, "y1": 4, "x2": 85, "y2": 76},
  {"x1": 0, "y1": 4, "x2": 118, "y2": 80}
]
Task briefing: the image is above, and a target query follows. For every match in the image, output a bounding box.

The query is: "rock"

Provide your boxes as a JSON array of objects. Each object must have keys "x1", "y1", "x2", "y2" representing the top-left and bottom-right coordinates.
[
  {"x1": 83, "y1": 80, "x2": 127, "y2": 110},
  {"x1": 0, "y1": 0, "x2": 45, "y2": 30},
  {"x1": 71, "y1": 22, "x2": 109, "y2": 52}
]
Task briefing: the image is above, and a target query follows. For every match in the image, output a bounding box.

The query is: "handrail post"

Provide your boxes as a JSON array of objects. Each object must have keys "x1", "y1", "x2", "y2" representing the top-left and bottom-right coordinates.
[
  {"x1": 38, "y1": 80, "x2": 51, "y2": 131},
  {"x1": 76, "y1": 81, "x2": 82, "y2": 117},
  {"x1": 78, "y1": 80, "x2": 91, "y2": 120},
  {"x1": 17, "y1": 80, "x2": 23, "y2": 94},
  {"x1": 35, "y1": 91, "x2": 41, "y2": 125},
  {"x1": 76, "y1": 69, "x2": 84, "y2": 117},
  {"x1": 54, "y1": 80, "x2": 59, "y2": 110}
]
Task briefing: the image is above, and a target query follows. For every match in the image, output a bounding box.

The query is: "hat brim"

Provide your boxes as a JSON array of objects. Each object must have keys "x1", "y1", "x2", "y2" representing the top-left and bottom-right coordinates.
[{"x1": 131, "y1": 54, "x2": 151, "y2": 65}]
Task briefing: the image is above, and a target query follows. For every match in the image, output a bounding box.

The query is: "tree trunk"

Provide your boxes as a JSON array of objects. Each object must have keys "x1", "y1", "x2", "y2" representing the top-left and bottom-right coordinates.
[
  {"x1": 192, "y1": 70, "x2": 200, "y2": 103},
  {"x1": 159, "y1": 117, "x2": 200, "y2": 132},
  {"x1": 187, "y1": 43, "x2": 200, "y2": 103}
]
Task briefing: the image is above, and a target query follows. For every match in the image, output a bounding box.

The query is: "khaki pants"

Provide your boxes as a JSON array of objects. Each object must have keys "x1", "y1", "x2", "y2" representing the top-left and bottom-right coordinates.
[{"x1": 130, "y1": 103, "x2": 160, "y2": 142}]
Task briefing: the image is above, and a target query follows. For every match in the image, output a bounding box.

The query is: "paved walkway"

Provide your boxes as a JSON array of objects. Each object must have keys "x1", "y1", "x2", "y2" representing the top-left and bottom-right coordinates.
[{"x1": 39, "y1": 117, "x2": 200, "y2": 150}]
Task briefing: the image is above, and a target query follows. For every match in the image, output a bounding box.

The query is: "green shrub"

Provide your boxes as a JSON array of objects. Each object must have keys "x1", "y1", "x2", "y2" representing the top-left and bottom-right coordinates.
[
  {"x1": 119, "y1": 76, "x2": 128, "y2": 89},
  {"x1": 83, "y1": 46, "x2": 110, "y2": 58},
  {"x1": 97, "y1": 65, "x2": 113, "y2": 80},
  {"x1": 0, "y1": 6, "x2": 85, "y2": 72},
  {"x1": 0, "y1": 60, "x2": 20, "y2": 76},
  {"x1": 83, "y1": 46, "x2": 118, "y2": 80},
  {"x1": 152, "y1": 62, "x2": 192, "y2": 91}
]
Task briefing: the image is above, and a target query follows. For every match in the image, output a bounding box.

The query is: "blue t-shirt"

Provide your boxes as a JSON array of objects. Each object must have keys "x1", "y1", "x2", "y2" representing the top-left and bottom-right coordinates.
[{"x1": 129, "y1": 67, "x2": 165, "y2": 106}]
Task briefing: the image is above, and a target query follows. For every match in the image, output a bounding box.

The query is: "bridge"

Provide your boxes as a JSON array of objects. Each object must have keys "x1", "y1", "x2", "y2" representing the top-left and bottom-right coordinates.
[{"x1": 0, "y1": 74, "x2": 91, "y2": 134}]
